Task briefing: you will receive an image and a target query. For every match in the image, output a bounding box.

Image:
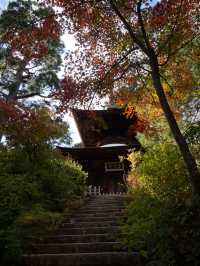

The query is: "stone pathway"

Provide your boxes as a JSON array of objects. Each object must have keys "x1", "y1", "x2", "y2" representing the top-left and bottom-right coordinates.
[{"x1": 23, "y1": 195, "x2": 142, "y2": 266}]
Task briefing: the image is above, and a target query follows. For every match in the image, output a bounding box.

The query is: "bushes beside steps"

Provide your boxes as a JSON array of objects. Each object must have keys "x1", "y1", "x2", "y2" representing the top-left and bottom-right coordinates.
[
  {"x1": 0, "y1": 145, "x2": 87, "y2": 266},
  {"x1": 119, "y1": 141, "x2": 200, "y2": 266}
]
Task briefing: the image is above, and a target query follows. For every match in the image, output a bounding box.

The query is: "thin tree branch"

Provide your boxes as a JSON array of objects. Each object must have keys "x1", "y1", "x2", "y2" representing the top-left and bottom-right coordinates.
[
  {"x1": 157, "y1": 0, "x2": 184, "y2": 57},
  {"x1": 159, "y1": 34, "x2": 199, "y2": 66},
  {"x1": 159, "y1": 73, "x2": 174, "y2": 94},
  {"x1": 100, "y1": 47, "x2": 136, "y2": 84},
  {"x1": 16, "y1": 92, "x2": 53, "y2": 100},
  {"x1": 135, "y1": 66, "x2": 157, "y2": 106},
  {"x1": 88, "y1": 48, "x2": 135, "y2": 108},
  {"x1": 129, "y1": 60, "x2": 151, "y2": 73},
  {"x1": 137, "y1": 0, "x2": 151, "y2": 50},
  {"x1": 109, "y1": 0, "x2": 149, "y2": 55},
  {"x1": 113, "y1": 64, "x2": 130, "y2": 82},
  {"x1": 159, "y1": 72, "x2": 180, "y2": 109}
]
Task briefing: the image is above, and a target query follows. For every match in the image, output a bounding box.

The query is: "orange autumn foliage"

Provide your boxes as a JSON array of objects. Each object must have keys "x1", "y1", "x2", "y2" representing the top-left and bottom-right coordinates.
[{"x1": 0, "y1": 100, "x2": 66, "y2": 146}]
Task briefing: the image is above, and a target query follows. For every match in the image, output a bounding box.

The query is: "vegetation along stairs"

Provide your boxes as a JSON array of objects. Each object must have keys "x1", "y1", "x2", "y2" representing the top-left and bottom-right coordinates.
[{"x1": 23, "y1": 195, "x2": 143, "y2": 266}]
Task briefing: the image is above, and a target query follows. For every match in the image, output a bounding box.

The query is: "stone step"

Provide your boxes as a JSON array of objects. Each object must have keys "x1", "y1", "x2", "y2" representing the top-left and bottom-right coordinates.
[
  {"x1": 78, "y1": 210, "x2": 124, "y2": 215},
  {"x1": 79, "y1": 205, "x2": 125, "y2": 209},
  {"x1": 30, "y1": 242, "x2": 122, "y2": 254},
  {"x1": 83, "y1": 203, "x2": 124, "y2": 208},
  {"x1": 70, "y1": 216, "x2": 123, "y2": 223},
  {"x1": 86, "y1": 201, "x2": 125, "y2": 205},
  {"x1": 88, "y1": 200, "x2": 125, "y2": 203},
  {"x1": 75, "y1": 210, "x2": 124, "y2": 216},
  {"x1": 23, "y1": 252, "x2": 142, "y2": 266},
  {"x1": 92, "y1": 195, "x2": 127, "y2": 199},
  {"x1": 63, "y1": 214, "x2": 126, "y2": 224},
  {"x1": 61, "y1": 221, "x2": 119, "y2": 228},
  {"x1": 90, "y1": 194, "x2": 124, "y2": 196},
  {"x1": 86, "y1": 203, "x2": 124, "y2": 207},
  {"x1": 23, "y1": 196, "x2": 134, "y2": 266},
  {"x1": 44, "y1": 233, "x2": 116, "y2": 243},
  {"x1": 86, "y1": 199, "x2": 125, "y2": 203},
  {"x1": 85, "y1": 201, "x2": 124, "y2": 205},
  {"x1": 85, "y1": 208, "x2": 124, "y2": 211},
  {"x1": 82, "y1": 207, "x2": 124, "y2": 212},
  {"x1": 81, "y1": 204, "x2": 124, "y2": 207},
  {"x1": 71, "y1": 213, "x2": 124, "y2": 220},
  {"x1": 57, "y1": 226, "x2": 119, "y2": 235}
]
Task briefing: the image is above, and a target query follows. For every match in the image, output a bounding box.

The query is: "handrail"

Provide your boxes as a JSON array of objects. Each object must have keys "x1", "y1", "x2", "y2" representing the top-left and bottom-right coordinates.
[{"x1": 86, "y1": 185, "x2": 126, "y2": 195}]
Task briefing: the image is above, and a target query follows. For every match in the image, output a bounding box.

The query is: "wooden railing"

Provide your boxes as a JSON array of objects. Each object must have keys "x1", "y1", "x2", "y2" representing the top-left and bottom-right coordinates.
[
  {"x1": 87, "y1": 185, "x2": 101, "y2": 196},
  {"x1": 86, "y1": 185, "x2": 126, "y2": 196}
]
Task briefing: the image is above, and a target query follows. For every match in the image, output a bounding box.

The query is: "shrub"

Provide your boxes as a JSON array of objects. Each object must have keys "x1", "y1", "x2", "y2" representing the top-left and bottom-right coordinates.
[
  {"x1": 0, "y1": 174, "x2": 40, "y2": 227},
  {"x1": 120, "y1": 140, "x2": 200, "y2": 265},
  {"x1": 128, "y1": 141, "x2": 191, "y2": 202},
  {"x1": 0, "y1": 145, "x2": 87, "y2": 265}
]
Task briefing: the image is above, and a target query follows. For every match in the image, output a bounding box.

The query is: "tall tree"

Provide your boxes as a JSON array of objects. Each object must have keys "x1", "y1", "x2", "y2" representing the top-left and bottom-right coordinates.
[
  {"x1": 0, "y1": 0, "x2": 63, "y2": 102},
  {"x1": 0, "y1": 101, "x2": 71, "y2": 147},
  {"x1": 45, "y1": 0, "x2": 200, "y2": 194}
]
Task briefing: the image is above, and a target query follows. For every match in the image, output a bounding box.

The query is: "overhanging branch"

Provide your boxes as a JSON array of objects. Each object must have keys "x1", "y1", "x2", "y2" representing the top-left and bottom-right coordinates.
[
  {"x1": 16, "y1": 92, "x2": 53, "y2": 100},
  {"x1": 109, "y1": 0, "x2": 149, "y2": 55},
  {"x1": 159, "y1": 34, "x2": 199, "y2": 66},
  {"x1": 137, "y1": 0, "x2": 151, "y2": 50}
]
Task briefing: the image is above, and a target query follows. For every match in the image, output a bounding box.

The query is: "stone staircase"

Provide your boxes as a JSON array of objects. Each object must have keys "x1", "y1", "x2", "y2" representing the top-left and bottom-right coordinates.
[{"x1": 23, "y1": 195, "x2": 142, "y2": 266}]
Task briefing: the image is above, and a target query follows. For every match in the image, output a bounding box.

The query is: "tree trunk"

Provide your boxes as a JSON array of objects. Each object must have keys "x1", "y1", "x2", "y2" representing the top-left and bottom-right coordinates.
[{"x1": 149, "y1": 50, "x2": 200, "y2": 196}]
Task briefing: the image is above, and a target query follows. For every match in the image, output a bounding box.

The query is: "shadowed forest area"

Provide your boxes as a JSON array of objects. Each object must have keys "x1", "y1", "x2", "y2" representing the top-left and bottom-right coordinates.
[{"x1": 0, "y1": 0, "x2": 200, "y2": 265}]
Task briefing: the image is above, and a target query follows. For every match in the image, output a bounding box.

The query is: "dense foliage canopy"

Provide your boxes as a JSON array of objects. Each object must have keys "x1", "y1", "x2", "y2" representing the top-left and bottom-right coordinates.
[
  {"x1": 0, "y1": 0, "x2": 200, "y2": 265},
  {"x1": 121, "y1": 138, "x2": 200, "y2": 265},
  {"x1": 36, "y1": 0, "x2": 200, "y2": 194},
  {"x1": 0, "y1": 0, "x2": 63, "y2": 102}
]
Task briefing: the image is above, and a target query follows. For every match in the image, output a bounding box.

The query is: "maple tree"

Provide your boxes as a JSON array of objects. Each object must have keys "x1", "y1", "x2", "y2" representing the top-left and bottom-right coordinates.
[
  {"x1": 0, "y1": 99, "x2": 70, "y2": 147},
  {"x1": 171, "y1": 39, "x2": 200, "y2": 143},
  {"x1": 0, "y1": 0, "x2": 63, "y2": 102},
  {"x1": 42, "y1": 0, "x2": 200, "y2": 194},
  {"x1": 0, "y1": 0, "x2": 68, "y2": 143}
]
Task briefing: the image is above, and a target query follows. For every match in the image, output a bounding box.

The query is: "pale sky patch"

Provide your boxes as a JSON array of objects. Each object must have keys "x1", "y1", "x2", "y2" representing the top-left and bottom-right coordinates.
[
  {"x1": 59, "y1": 33, "x2": 81, "y2": 145},
  {"x1": 63, "y1": 112, "x2": 82, "y2": 146},
  {"x1": 61, "y1": 33, "x2": 76, "y2": 51},
  {"x1": 0, "y1": 0, "x2": 9, "y2": 10}
]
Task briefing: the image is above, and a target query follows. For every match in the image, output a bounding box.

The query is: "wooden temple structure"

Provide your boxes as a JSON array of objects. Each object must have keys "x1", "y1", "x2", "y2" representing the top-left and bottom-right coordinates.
[{"x1": 59, "y1": 108, "x2": 141, "y2": 193}]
